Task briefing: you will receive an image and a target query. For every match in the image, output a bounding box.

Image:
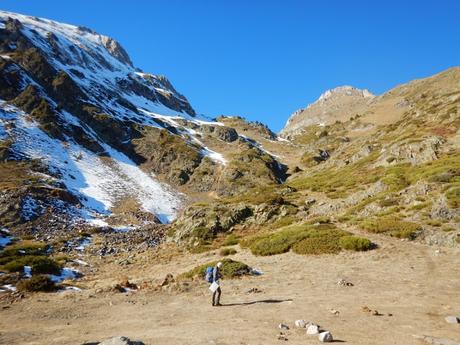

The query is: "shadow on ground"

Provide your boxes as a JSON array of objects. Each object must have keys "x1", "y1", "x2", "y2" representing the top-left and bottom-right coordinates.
[{"x1": 221, "y1": 298, "x2": 293, "y2": 306}]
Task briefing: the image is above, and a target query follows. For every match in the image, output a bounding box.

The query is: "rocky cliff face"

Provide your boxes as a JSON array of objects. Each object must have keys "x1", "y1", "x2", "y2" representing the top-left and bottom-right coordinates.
[{"x1": 281, "y1": 86, "x2": 375, "y2": 138}]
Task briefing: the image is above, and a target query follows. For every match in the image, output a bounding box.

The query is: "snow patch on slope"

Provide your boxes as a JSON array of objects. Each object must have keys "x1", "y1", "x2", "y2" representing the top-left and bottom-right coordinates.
[{"x1": 0, "y1": 101, "x2": 182, "y2": 223}]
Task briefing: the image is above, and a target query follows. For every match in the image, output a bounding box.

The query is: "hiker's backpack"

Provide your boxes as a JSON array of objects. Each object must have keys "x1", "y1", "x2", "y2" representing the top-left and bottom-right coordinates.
[{"x1": 205, "y1": 266, "x2": 213, "y2": 283}]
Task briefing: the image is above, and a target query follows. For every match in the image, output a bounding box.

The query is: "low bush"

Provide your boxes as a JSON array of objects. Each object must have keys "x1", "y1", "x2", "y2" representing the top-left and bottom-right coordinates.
[
  {"x1": 339, "y1": 236, "x2": 373, "y2": 251},
  {"x1": 220, "y1": 248, "x2": 237, "y2": 256},
  {"x1": 292, "y1": 228, "x2": 351, "y2": 255},
  {"x1": 222, "y1": 234, "x2": 239, "y2": 246},
  {"x1": 2, "y1": 255, "x2": 62, "y2": 275},
  {"x1": 180, "y1": 259, "x2": 250, "y2": 280},
  {"x1": 191, "y1": 226, "x2": 215, "y2": 244},
  {"x1": 17, "y1": 275, "x2": 57, "y2": 292},
  {"x1": 361, "y1": 218, "x2": 421, "y2": 239},
  {"x1": 244, "y1": 223, "x2": 360, "y2": 256},
  {"x1": 445, "y1": 187, "x2": 460, "y2": 209}
]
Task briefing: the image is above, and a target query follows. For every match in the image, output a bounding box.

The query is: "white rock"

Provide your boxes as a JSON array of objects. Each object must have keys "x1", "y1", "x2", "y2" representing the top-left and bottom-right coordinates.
[
  {"x1": 295, "y1": 319, "x2": 307, "y2": 328},
  {"x1": 278, "y1": 323, "x2": 289, "y2": 330},
  {"x1": 319, "y1": 331, "x2": 333, "y2": 342},
  {"x1": 306, "y1": 324, "x2": 320, "y2": 335},
  {"x1": 445, "y1": 316, "x2": 460, "y2": 324}
]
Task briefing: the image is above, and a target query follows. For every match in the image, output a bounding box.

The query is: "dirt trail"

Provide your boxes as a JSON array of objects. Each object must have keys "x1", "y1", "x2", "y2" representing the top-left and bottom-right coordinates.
[{"x1": 1, "y1": 235, "x2": 459, "y2": 345}]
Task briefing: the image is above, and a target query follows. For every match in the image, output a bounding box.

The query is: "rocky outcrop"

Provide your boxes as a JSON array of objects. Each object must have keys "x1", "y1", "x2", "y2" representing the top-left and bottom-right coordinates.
[{"x1": 375, "y1": 136, "x2": 444, "y2": 167}]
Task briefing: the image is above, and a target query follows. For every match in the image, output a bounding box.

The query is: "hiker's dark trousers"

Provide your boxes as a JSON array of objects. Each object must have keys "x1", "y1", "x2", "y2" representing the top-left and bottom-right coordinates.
[{"x1": 212, "y1": 286, "x2": 221, "y2": 305}]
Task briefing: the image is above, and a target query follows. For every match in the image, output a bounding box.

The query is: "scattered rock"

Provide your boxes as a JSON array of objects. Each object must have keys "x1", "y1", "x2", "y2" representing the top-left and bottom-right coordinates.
[
  {"x1": 83, "y1": 336, "x2": 145, "y2": 345},
  {"x1": 246, "y1": 287, "x2": 262, "y2": 294},
  {"x1": 318, "y1": 331, "x2": 333, "y2": 343},
  {"x1": 330, "y1": 308, "x2": 340, "y2": 316},
  {"x1": 160, "y1": 273, "x2": 174, "y2": 287},
  {"x1": 445, "y1": 316, "x2": 460, "y2": 324},
  {"x1": 362, "y1": 305, "x2": 381, "y2": 316},
  {"x1": 294, "y1": 319, "x2": 307, "y2": 328},
  {"x1": 277, "y1": 332, "x2": 288, "y2": 341},
  {"x1": 337, "y1": 278, "x2": 354, "y2": 287},
  {"x1": 306, "y1": 324, "x2": 320, "y2": 335},
  {"x1": 415, "y1": 335, "x2": 460, "y2": 345},
  {"x1": 278, "y1": 323, "x2": 289, "y2": 330}
]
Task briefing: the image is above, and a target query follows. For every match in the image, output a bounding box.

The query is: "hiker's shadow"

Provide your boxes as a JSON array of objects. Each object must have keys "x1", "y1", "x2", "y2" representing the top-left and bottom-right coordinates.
[{"x1": 222, "y1": 298, "x2": 293, "y2": 306}]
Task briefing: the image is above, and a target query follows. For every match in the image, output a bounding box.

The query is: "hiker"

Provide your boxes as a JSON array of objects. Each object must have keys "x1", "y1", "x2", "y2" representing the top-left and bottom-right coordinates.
[{"x1": 206, "y1": 262, "x2": 223, "y2": 306}]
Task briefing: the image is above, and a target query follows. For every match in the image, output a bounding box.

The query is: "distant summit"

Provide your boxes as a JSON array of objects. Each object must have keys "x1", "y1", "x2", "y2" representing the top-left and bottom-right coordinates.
[{"x1": 280, "y1": 86, "x2": 375, "y2": 137}]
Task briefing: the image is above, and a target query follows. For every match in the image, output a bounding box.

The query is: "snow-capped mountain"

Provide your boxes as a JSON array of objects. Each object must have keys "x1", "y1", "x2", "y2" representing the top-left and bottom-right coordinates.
[{"x1": 0, "y1": 11, "x2": 286, "y2": 230}]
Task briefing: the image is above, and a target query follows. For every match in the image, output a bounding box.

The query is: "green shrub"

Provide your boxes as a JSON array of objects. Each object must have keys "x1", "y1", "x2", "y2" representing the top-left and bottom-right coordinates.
[
  {"x1": 269, "y1": 216, "x2": 297, "y2": 229},
  {"x1": 292, "y1": 228, "x2": 351, "y2": 255},
  {"x1": 222, "y1": 234, "x2": 239, "y2": 246},
  {"x1": 17, "y1": 275, "x2": 57, "y2": 292},
  {"x1": 180, "y1": 259, "x2": 250, "y2": 280},
  {"x1": 2, "y1": 255, "x2": 61, "y2": 275},
  {"x1": 378, "y1": 198, "x2": 399, "y2": 207},
  {"x1": 441, "y1": 225, "x2": 455, "y2": 232},
  {"x1": 339, "y1": 236, "x2": 373, "y2": 251},
  {"x1": 305, "y1": 216, "x2": 331, "y2": 224},
  {"x1": 248, "y1": 225, "x2": 312, "y2": 256},
  {"x1": 220, "y1": 248, "x2": 237, "y2": 256},
  {"x1": 191, "y1": 227, "x2": 215, "y2": 243},
  {"x1": 446, "y1": 187, "x2": 460, "y2": 209},
  {"x1": 426, "y1": 219, "x2": 442, "y2": 227},
  {"x1": 410, "y1": 201, "x2": 432, "y2": 210},
  {"x1": 245, "y1": 223, "x2": 353, "y2": 256},
  {"x1": 361, "y1": 218, "x2": 421, "y2": 239}
]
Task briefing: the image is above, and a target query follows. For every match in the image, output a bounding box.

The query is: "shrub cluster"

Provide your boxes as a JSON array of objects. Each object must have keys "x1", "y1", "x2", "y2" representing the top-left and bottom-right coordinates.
[
  {"x1": 180, "y1": 259, "x2": 250, "y2": 280},
  {"x1": 219, "y1": 248, "x2": 237, "y2": 256},
  {"x1": 360, "y1": 218, "x2": 421, "y2": 239},
  {"x1": 242, "y1": 222, "x2": 373, "y2": 256},
  {"x1": 17, "y1": 275, "x2": 57, "y2": 292}
]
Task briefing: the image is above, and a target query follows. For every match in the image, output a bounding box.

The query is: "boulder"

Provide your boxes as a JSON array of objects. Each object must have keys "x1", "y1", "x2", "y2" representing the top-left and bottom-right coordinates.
[
  {"x1": 318, "y1": 331, "x2": 333, "y2": 342},
  {"x1": 295, "y1": 319, "x2": 307, "y2": 328},
  {"x1": 306, "y1": 324, "x2": 320, "y2": 335},
  {"x1": 278, "y1": 323, "x2": 289, "y2": 330},
  {"x1": 445, "y1": 316, "x2": 460, "y2": 324}
]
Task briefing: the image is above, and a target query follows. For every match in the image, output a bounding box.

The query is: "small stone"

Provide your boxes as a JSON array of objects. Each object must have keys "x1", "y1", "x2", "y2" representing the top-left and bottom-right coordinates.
[
  {"x1": 306, "y1": 324, "x2": 320, "y2": 335},
  {"x1": 295, "y1": 319, "x2": 307, "y2": 328},
  {"x1": 277, "y1": 332, "x2": 288, "y2": 341},
  {"x1": 278, "y1": 323, "x2": 289, "y2": 330},
  {"x1": 445, "y1": 316, "x2": 460, "y2": 324},
  {"x1": 318, "y1": 331, "x2": 333, "y2": 343}
]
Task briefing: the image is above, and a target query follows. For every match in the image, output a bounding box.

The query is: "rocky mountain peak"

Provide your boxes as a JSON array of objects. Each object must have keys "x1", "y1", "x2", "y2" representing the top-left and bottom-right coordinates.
[
  {"x1": 280, "y1": 86, "x2": 375, "y2": 137},
  {"x1": 100, "y1": 36, "x2": 133, "y2": 67},
  {"x1": 317, "y1": 85, "x2": 374, "y2": 102}
]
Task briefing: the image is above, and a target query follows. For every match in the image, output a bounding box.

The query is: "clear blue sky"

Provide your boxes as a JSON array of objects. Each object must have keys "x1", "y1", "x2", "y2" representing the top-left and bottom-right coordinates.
[{"x1": 2, "y1": 1, "x2": 460, "y2": 131}]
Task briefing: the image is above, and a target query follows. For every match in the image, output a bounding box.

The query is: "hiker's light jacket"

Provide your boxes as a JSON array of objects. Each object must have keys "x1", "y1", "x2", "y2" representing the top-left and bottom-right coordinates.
[{"x1": 212, "y1": 266, "x2": 222, "y2": 283}]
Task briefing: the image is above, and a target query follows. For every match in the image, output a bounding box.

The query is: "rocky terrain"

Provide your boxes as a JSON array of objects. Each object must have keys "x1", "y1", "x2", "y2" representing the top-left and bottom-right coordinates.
[{"x1": 0, "y1": 10, "x2": 459, "y2": 345}]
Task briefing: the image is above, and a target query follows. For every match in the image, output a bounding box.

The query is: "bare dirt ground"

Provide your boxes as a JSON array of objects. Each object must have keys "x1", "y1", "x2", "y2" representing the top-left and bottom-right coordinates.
[{"x1": 1, "y1": 231, "x2": 459, "y2": 345}]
